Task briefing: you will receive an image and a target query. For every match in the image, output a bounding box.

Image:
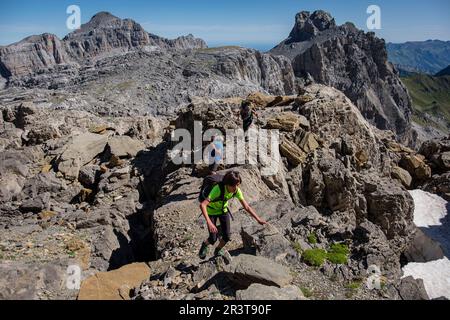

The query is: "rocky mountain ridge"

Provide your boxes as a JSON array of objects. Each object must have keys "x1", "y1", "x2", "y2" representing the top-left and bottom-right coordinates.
[
  {"x1": 270, "y1": 10, "x2": 415, "y2": 145},
  {"x1": 0, "y1": 12, "x2": 207, "y2": 81},
  {"x1": 387, "y1": 40, "x2": 450, "y2": 75},
  {"x1": 1, "y1": 10, "x2": 421, "y2": 148},
  {"x1": 436, "y1": 65, "x2": 450, "y2": 77}
]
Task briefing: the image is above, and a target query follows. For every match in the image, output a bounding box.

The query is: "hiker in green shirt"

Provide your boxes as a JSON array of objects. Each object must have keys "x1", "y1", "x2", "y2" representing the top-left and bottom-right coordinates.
[{"x1": 198, "y1": 171, "x2": 267, "y2": 261}]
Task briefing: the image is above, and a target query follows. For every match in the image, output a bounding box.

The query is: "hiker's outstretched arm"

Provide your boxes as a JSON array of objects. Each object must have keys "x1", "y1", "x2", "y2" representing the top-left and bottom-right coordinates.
[{"x1": 240, "y1": 199, "x2": 267, "y2": 225}]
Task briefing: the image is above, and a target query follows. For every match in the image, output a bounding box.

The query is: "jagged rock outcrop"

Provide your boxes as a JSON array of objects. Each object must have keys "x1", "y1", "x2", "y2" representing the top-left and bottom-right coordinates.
[
  {"x1": 270, "y1": 10, "x2": 415, "y2": 145},
  {"x1": 157, "y1": 34, "x2": 208, "y2": 51},
  {"x1": 288, "y1": 10, "x2": 336, "y2": 42},
  {"x1": 398, "y1": 276, "x2": 430, "y2": 300},
  {"x1": 418, "y1": 135, "x2": 450, "y2": 200}
]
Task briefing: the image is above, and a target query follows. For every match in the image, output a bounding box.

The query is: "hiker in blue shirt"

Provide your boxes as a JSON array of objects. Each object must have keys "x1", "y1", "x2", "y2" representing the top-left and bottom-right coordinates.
[{"x1": 207, "y1": 135, "x2": 223, "y2": 174}]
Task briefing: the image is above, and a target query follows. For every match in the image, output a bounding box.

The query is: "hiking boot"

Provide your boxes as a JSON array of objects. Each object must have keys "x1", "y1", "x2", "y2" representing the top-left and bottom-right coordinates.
[
  {"x1": 214, "y1": 247, "x2": 232, "y2": 264},
  {"x1": 198, "y1": 242, "x2": 209, "y2": 259}
]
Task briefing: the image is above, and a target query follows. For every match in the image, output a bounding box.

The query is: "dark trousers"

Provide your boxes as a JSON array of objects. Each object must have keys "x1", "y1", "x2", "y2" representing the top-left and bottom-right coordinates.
[
  {"x1": 243, "y1": 115, "x2": 253, "y2": 132},
  {"x1": 207, "y1": 213, "x2": 231, "y2": 244}
]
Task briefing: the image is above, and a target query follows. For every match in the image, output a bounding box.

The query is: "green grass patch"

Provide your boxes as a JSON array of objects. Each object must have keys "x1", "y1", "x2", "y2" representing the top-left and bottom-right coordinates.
[
  {"x1": 328, "y1": 243, "x2": 350, "y2": 255},
  {"x1": 114, "y1": 81, "x2": 135, "y2": 92},
  {"x1": 291, "y1": 241, "x2": 303, "y2": 254},
  {"x1": 302, "y1": 249, "x2": 327, "y2": 267},
  {"x1": 197, "y1": 46, "x2": 242, "y2": 53},
  {"x1": 345, "y1": 281, "x2": 362, "y2": 290},
  {"x1": 307, "y1": 233, "x2": 317, "y2": 245},
  {"x1": 345, "y1": 291, "x2": 355, "y2": 299},
  {"x1": 326, "y1": 243, "x2": 349, "y2": 265},
  {"x1": 326, "y1": 252, "x2": 348, "y2": 264},
  {"x1": 302, "y1": 243, "x2": 350, "y2": 266},
  {"x1": 401, "y1": 74, "x2": 450, "y2": 127},
  {"x1": 380, "y1": 279, "x2": 387, "y2": 290},
  {"x1": 300, "y1": 286, "x2": 313, "y2": 298}
]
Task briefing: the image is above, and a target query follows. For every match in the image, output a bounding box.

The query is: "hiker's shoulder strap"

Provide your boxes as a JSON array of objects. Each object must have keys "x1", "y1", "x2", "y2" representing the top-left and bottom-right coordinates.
[{"x1": 218, "y1": 182, "x2": 226, "y2": 201}]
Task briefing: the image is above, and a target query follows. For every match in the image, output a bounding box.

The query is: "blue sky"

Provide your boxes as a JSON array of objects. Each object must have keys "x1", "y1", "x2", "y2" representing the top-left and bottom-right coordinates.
[{"x1": 0, "y1": 0, "x2": 449, "y2": 50}]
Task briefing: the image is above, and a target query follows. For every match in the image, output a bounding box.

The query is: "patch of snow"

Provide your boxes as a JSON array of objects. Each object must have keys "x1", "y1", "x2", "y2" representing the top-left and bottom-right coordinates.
[
  {"x1": 403, "y1": 190, "x2": 450, "y2": 299},
  {"x1": 409, "y1": 190, "x2": 448, "y2": 229},
  {"x1": 402, "y1": 259, "x2": 450, "y2": 299}
]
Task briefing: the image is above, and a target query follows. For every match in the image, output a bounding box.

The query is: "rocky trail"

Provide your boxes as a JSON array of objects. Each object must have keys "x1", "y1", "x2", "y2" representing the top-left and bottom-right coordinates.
[{"x1": 2, "y1": 82, "x2": 448, "y2": 300}]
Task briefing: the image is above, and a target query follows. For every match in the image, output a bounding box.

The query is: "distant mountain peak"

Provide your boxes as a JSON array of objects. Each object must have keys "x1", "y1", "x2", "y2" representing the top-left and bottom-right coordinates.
[
  {"x1": 288, "y1": 10, "x2": 336, "y2": 42},
  {"x1": 435, "y1": 65, "x2": 450, "y2": 77},
  {"x1": 270, "y1": 10, "x2": 415, "y2": 144},
  {"x1": 387, "y1": 41, "x2": 450, "y2": 75},
  {"x1": 66, "y1": 11, "x2": 127, "y2": 37},
  {"x1": 63, "y1": 10, "x2": 144, "y2": 42},
  {"x1": 0, "y1": 11, "x2": 207, "y2": 78},
  {"x1": 88, "y1": 11, "x2": 121, "y2": 25}
]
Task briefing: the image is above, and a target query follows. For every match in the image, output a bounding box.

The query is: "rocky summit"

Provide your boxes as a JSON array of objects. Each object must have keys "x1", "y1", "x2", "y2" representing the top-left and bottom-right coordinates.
[
  {"x1": 271, "y1": 10, "x2": 415, "y2": 146},
  {"x1": 0, "y1": 10, "x2": 448, "y2": 301}
]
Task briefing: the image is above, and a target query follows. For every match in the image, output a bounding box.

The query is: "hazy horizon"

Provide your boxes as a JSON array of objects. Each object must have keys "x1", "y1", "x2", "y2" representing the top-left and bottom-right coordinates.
[{"x1": 1, "y1": 0, "x2": 449, "y2": 48}]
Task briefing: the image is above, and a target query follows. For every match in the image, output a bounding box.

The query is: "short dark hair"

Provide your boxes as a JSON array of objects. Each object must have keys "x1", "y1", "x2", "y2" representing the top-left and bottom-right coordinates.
[
  {"x1": 222, "y1": 171, "x2": 242, "y2": 186},
  {"x1": 241, "y1": 100, "x2": 251, "y2": 108}
]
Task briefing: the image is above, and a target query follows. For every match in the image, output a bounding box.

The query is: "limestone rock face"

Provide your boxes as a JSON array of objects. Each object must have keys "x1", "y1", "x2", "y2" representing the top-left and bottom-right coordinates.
[
  {"x1": 398, "y1": 276, "x2": 430, "y2": 300},
  {"x1": 46, "y1": 12, "x2": 206, "y2": 65},
  {"x1": 266, "y1": 112, "x2": 309, "y2": 132},
  {"x1": 223, "y1": 254, "x2": 293, "y2": 288},
  {"x1": 236, "y1": 283, "x2": 306, "y2": 300},
  {"x1": 391, "y1": 166, "x2": 413, "y2": 188},
  {"x1": 207, "y1": 47, "x2": 296, "y2": 96},
  {"x1": 107, "y1": 135, "x2": 145, "y2": 158},
  {"x1": 0, "y1": 34, "x2": 71, "y2": 77},
  {"x1": 0, "y1": 260, "x2": 75, "y2": 300},
  {"x1": 63, "y1": 12, "x2": 162, "y2": 61},
  {"x1": 57, "y1": 132, "x2": 109, "y2": 181}
]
